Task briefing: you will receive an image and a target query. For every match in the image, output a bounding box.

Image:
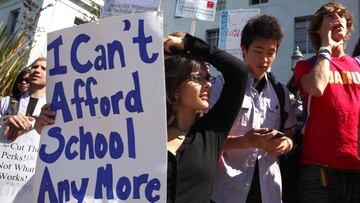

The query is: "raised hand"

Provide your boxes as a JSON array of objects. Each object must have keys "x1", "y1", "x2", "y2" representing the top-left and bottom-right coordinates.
[
  {"x1": 34, "y1": 104, "x2": 56, "y2": 134},
  {"x1": 318, "y1": 12, "x2": 345, "y2": 50},
  {"x1": 164, "y1": 32, "x2": 186, "y2": 55}
]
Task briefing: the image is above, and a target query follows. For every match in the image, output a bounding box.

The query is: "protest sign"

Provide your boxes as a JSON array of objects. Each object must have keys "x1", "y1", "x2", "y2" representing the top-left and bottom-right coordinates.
[
  {"x1": 175, "y1": 0, "x2": 218, "y2": 22},
  {"x1": 33, "y1": 12, "x2": 167, "y2": 202},
  {"x1": 219, "y1": 9, "x2": 260, "y2": 58},
  {"x1": 0, "y1": 126, "x2": 41, "y2": 203},
  {"x1": 101, "y1": 0, "x2": 161, "y2": 18}
]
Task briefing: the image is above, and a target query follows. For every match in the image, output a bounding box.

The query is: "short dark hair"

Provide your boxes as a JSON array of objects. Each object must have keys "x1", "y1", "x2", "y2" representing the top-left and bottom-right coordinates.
[
  {"x1": 241, "y1": 14, "x2": 284, "y2": 51},
  {"x1": 308, "y1": 2, "x2": 353, "y2": 51},
  {"x1": 165, "y1": 54, "x2": 207, "y2": 123}
]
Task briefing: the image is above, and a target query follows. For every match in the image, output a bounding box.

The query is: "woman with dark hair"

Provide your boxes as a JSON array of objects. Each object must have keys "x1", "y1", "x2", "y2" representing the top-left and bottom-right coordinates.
[
  {"x1": 35, "y1": 33, "x2": 248, "y2": 202},
  {"x1": 164, "y1": 33, "x2": 248, "y2": 202},
  {"x1": 0, "y1": 70, "x2": 30, "y2": 116},
  {"x1": 12, "y1": 69, "x2": 30, "y2": 100}
]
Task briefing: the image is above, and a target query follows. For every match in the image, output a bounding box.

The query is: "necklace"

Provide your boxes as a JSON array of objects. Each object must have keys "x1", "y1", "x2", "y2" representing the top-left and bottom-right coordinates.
[{"x1": 171, "y1": 125, "x2": 189, "y2": 140}]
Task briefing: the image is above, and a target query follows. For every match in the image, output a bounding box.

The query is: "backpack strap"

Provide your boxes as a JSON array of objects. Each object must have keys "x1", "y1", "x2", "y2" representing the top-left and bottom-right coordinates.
[{"x1": 268, "y1": 77, "x2": 288, "y2": 132}]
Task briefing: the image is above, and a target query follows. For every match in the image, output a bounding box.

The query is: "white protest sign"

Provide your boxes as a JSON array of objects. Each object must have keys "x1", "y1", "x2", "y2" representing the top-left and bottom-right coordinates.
[
  {"x1": 0, "y1": 125, "x2": 41, "y2": 203},
  {"x1": 101, "y1": 0, "x2": 161, "y2": 18},
  {"x1": 33, "y1": 12, "x2": 167, "y2": 202},
  {"x1": 175, "y1": 0, "x2": 218, "y2": 22},
  {"x1": 219, "y1": 9, "x2": 260, "y2": 58}
]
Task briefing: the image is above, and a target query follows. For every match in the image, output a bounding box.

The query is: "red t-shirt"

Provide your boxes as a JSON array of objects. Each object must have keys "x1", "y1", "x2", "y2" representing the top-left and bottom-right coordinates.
[{"x1": 295, "y1": 55, "x2": 360, "y2": 170}]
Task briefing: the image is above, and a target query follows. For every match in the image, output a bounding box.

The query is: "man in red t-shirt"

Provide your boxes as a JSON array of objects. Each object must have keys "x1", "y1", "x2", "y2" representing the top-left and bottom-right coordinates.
[{"x1": 294, "y1": 2, "x2": 360, "y2": 203}]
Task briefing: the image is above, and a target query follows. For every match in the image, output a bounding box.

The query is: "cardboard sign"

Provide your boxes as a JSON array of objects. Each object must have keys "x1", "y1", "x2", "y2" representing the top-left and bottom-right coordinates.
[
  {"x1": 101, "y1": 0, "x2": 161, "y2": 18},
  {"x1": 219, "y1": 9, "x2": 260, "y2": 58},
  {"x1": 0, "y1": 126, "x2": 41, "y2": 203},
  {"x1": 33, "y1": 12, "x2": 167, "y2": 202},
  {"x1": 175, "y1": 0, "x2": 218, "y2": 22}
]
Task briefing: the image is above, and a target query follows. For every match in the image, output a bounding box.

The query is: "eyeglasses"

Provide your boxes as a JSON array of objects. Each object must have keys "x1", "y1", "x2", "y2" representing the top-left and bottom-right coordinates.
[
  {"x1": 188, "y1": 75, "x2": 215, "y2": 85},
  {"x1": 18, "y1": 77, "x2": 30, "y2": 83}
]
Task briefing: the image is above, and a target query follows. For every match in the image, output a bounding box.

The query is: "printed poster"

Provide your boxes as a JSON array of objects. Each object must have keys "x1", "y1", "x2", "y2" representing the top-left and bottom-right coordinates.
[{"x1": 219, "y1": 9, "x2": 260, "y2": 58}]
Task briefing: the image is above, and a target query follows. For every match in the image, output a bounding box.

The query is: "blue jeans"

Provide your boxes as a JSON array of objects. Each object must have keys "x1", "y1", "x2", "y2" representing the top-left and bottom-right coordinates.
[{"x1": 299, "y1": 165, "x2": 360, "y2": 203}]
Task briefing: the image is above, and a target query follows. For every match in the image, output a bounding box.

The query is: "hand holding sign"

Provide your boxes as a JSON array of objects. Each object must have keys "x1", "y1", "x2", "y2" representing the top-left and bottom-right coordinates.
[
  {"x1": 2, "y1": 115, "x2": 35, "y2": 141},
  {"x1": 33, "y1": 104, "x2": 55, "y2": 134}
]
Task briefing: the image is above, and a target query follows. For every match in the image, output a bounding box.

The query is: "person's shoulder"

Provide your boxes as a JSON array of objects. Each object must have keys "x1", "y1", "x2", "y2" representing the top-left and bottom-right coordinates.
[
  {"x1": 0, "y1": 95, "x2": 10, "y2": 100},
  {"x1": 294, "y1": 57, "x2": 315, "y2": 82},
  {"x1": 0, "y1": 95, "x2": 10, "y2": 103},
  {"x1": 0, "y1": 96, "x2": 10, "y2": 113}
]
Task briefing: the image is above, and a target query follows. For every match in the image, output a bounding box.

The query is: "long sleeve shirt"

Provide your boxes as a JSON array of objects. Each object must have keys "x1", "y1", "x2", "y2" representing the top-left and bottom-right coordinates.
[{"x1": 167, "y1": 34, "x2": 248, "y2": 203}]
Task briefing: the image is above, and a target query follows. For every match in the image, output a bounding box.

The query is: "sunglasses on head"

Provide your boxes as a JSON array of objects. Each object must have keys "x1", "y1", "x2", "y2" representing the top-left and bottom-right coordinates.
[{"x1": 18, "y1": 77, "x2": 30, "y2": 83}]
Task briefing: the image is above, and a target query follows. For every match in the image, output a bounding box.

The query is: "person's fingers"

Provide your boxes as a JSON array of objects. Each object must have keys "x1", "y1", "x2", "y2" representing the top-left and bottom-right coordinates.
[
  {"x1": 10, "y1": 128, "x2": 25, "y2": 141},
  {"x1": 7, "y1": 127, "x2": 18, "y2": 141},
  {"x1": 11, "y1": 117, "x2": 28, "y2": 130},
  {"x1": 41, "y1": 103, "x2": 51, "y2": 111},
  {"x1": 45, "y1": 110, "x2": 56, "y2": 117},
  {"x1": 6, "y1": 117, "x2": 21, "y2": 128},
  {"x1": 262, "y1": 130, "x2": 277, "y2": 140},
  {"x1": 15, "y1": 116, "x2": 32, "y2": 129},
  {"x1": 2, "y1": 125, "x2": 10, "y2": 138},
  {"x1": 164, "y1": 37, "x2": 172, "y2": 54},
  {"x1": 253, "y1": 128, "x2": 269, "y2": 133},
  {"x1": 38, "y1": 114, "x2": 55, "y2": 125},
  {"x1": 7, "y1": 115, "x2": 33, "y2": 130}
]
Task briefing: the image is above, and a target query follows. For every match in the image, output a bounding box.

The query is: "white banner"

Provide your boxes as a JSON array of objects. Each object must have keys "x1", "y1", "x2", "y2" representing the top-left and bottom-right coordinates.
[
  {"x1": 101, "y1": 0, "x2": 161, "y2": 18},
  {"x1": 0, "y1": 126, "x2": 40, "y2": 203},
  {"x1": 33, "y1": 12, "x2": 167, "y2": 202},
  {"x1": 219, "y1": 9, "x2": 260, "y2": 58},
  {"x1": 175, "y1": 0, "x2": 218, "y2": 22}
]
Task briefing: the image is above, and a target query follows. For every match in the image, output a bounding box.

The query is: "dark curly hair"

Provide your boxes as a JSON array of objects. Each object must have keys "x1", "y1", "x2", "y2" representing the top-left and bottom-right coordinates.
[
  {"x1": 308, "y1": 2, "x2": 353, "y2": 51},
  {"x1": 241, "y1": 14, "x2": 284, "y2": 51}
]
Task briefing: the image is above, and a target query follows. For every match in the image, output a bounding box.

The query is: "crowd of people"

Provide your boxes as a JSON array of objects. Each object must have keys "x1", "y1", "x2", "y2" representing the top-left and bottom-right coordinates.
[{"x1": 0, "y1": 2, "x2": 359, "y2": 203}]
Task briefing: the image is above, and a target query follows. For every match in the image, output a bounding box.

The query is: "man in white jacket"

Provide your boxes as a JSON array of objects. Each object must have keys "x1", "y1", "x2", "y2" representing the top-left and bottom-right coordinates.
[{"x1": 0, "y1": 57, "x2": 47, "y2": 140}]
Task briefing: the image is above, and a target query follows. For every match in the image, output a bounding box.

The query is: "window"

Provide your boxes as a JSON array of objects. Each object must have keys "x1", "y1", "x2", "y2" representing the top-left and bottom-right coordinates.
[
  {"x1": 74, "y1": 17, "x2": 86, "y2": 26},
  {"x1": 206, "y1": 29, "x2": 219, "y2": 47},
  {"x1": 216, "y1": 0, "x2": 226, "y2": 11},
  {"x1": 250, "y1": 0, "x2": 268, "y2": 5},
  {"x1": 294, "y1": 16, "x2": 314, "y2": 54},
  {"x1": 6, "y1": 9, "x2": 20, "y2": 35}
]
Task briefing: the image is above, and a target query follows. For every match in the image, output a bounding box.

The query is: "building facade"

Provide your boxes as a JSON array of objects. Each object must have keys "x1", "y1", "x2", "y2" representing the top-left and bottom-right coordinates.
[
  {"x1": 0, "y1": 0, "x2": 358, "y2": 82},
  {"x1": 0, "y1": 0, "x2": 102, "y2": 65},
  {"x1": 161, "y1": 0, "x2": 360, "y2": 83}
]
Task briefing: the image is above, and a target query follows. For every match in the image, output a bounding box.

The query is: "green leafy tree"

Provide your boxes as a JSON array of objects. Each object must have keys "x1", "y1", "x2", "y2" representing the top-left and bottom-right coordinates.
[
  {"x1": 79, "y1": 1, "x2": 101, "y2": 24},
  {"x1": 0, "y1": 25, "x2": 29, "y2": 97}
]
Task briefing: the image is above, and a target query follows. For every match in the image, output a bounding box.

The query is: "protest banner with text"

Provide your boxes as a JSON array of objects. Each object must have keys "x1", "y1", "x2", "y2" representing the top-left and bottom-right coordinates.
[
  {"x1": 219, "y1": 9, "x2": 260, "y2": 58},
  {"x1": 101, "y1": 0, "x2": 161, "y2": 18},
  {"x1": 175, "y1": 0, "x2": 218, "y2": 22},
  {"x1": 33, "y1": 12, "x2": 167, "y2": 202},
  {"x1": 0, "y1": 128, "x2": 41, "y2": 203}
]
